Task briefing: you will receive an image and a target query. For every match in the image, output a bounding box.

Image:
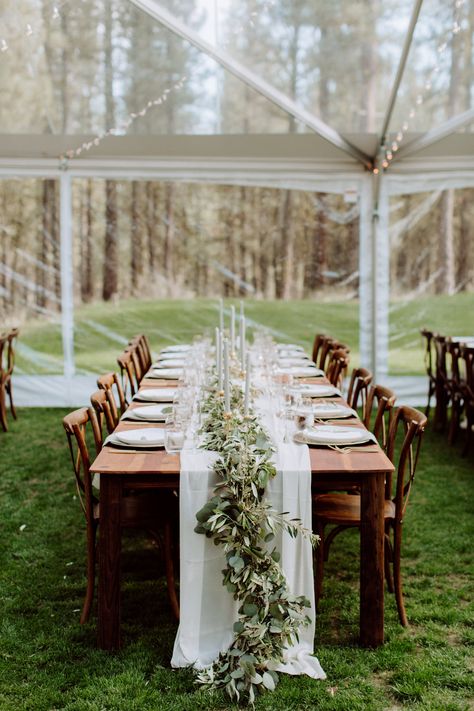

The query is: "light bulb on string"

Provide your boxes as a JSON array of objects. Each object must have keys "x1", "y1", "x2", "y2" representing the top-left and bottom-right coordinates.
[
  {"x1": 1, "y1": 39, "x2": 8, "y2": 52},
  {"x1": 25, "y1": 24, "x2": 33, "y2": 37},
  {"x1": 60, "y1": 75, "x2": 187, "y2": 162}
]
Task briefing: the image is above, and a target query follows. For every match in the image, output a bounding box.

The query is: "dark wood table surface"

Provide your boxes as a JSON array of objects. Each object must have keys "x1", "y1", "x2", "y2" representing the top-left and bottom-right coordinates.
[{"x1": 91, "y1": 374, "x2": 394, "y2": 651}]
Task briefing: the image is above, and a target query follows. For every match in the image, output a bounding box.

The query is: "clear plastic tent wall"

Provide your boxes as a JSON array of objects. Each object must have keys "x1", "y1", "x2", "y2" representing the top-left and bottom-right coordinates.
[{"x1": 0, "y1": 0, "x2": 473, "y2": 406}]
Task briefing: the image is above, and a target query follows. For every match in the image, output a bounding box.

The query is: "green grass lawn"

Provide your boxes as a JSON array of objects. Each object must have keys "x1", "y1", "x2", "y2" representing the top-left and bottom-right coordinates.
[
  {"x1": 14, "y1": 293, "x2": 474, "y2": 377},
  {"x1": 1, "y1": 409, "x2": 473, "y2": 710}
]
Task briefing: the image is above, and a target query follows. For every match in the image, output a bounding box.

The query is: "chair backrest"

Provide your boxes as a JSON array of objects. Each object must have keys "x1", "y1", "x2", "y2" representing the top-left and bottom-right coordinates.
[
  {"x1": 433, "y1": 334, "x2": 450, "y2": 383},
  {"x1": 420, "y1": 328, "x2": 435, "y2": 381},
  {"x1": 312, "y1": 333, "x2": 330, "y2": 366},
  {"x1": 460, "y1": 345, "x2": 474, "y2": 399},
  {"x1": 386, "y1": 406, "x2": 427, "y2": 519},
  {"x1": 0, "y1": 334, "x2": 7, "y2": 377},
  {"x1": 90, "y1": 389, "x2": 118, "y2": 435},
  {"x1": 347, "y1": 367, "x2": 373, "y2": 419},
  {"x1": 117, "y1": 350, "x2": 140, "y2": 398},
  {"x1": 319, "y1": 338, "x2": 350, "y2": 373},
  {"x1": 364, "y1": 383, "x2": 397, "y2": 451},
  {"x1": 97, "y1": 371, "x2": 126, "y2": 415},
  {"x1": 326, "y1": 348, "x2": 350, "y2": 389},
  {"x1": 129, "y1": 334, "x2": 152, "y2": 373},
  {"x1": 124, "y1": 343, "x2": 146, "y2": 383},
  {"x1": 62, "y1": 407, "x2": 102, "y2": 524},
  {"x1": 446, "y1": 340, "x2": 464, "y2": 392},
  {"x1": 5, "y1": 327, "x2": 19, "y2": 376}
]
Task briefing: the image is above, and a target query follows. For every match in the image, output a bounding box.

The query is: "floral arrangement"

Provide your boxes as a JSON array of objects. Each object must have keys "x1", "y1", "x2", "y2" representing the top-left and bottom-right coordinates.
[{"x1": 194, "y1": 383, "x2": 318, "y2": 704}]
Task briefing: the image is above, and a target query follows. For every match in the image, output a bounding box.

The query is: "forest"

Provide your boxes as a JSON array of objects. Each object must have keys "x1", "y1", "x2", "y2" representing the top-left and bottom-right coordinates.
[{"x1": 0, "y1": 0, "x2": 473, "y2": 325}]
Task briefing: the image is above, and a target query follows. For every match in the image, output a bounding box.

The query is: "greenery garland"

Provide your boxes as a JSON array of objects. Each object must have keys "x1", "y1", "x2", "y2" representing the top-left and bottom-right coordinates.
[{"x1": 194, "y1": 383, "x2": 318, "y2": 705}]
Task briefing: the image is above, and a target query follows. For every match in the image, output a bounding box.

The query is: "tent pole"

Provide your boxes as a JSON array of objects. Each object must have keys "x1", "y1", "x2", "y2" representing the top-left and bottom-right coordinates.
[
  {"x1": 359, "y1": 175, "x2": 374, "y2": 370},
  {"x1": 371, "y1": 175, "x2": 390, "y2": 381},
  {"x1": 59, "y1": 171, "x2": 75, "y2": 381}
]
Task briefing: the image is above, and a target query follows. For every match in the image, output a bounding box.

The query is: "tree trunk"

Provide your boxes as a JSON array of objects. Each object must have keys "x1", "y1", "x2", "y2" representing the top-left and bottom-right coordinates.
[
  {"x1": 146, "y1": 181, "x2": 156, "y2": 277},
  {"x1": 437, "y1": 189, "x2": 456, "y2": 295},
  {"x1": 164, "y1": 183, "x2": 175, "y2": 294},
  {"x1": 81, "y1": 180, "x2": 94, "y2": 302},
  {"x1": 103, "y1": 181, "x2": 118, "y2": 300}
]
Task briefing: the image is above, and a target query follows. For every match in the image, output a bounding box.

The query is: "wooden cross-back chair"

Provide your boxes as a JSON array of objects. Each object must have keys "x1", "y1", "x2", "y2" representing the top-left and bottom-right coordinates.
[
  {"x1": 129, "y1": 334, "x2": 152, "y2": 373},
  {"x1": 319, "y1": 339, "x2": 350, "y2": 374},
  {"x1": 446, "y1": 340, "x2": 466, "y2": 446},
  {"x1": 117, "y1": 350, "x2": 141, "y2": 400},
  {"x1": 420, "y1": 328, "x2": 436, "y2": 417},
  {"x1": 312, "y1": 334, "x2": 330, "y2": 367},
  {"x1": 326, "y1": 348, "x2": 350, "y2": 390},
  {"x1": 0, "y1": 327, "x2": 19, "y2": 431},
  {"x1": 90, "y1": 389, "x2": 118, "y2": 436},
  {"x1": 97, "y1": 371, "x2": 126, "y2": 418},
  {"x1": 364, "y1": 384, "x2": 397, "y2": 455},
  {"x1": 433, "y1": 334, "x2": 451, "y2": 432},
  {"x1": 460, "y1": 345, "x2": 474, "y2": 457},
  {"x1": 346, "y1": 367, "x2": 373, "y2": 422},
  {"x1": 62, "y1": 407, "x2": 179, "y2": 624},
  {"x1": 313, "y1": 405, "x2": 427, "y2": 627}
]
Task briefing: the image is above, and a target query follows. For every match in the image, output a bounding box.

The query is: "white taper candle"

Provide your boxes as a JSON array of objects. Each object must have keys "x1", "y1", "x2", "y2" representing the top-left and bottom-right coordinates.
[
  {"x1": 223, "y1": 338, "x2": 230, "y2": 411},
  {"x1": 240, "y1": 315, "x2": 246, "y2": 368},
  {"x1": 215, "y1": 327, "x2": 221, "y2": 385},
  {"x1": 219, "y1": 298, "x2": 224, "y2": 333},
  {"x1": 244, "y1": 352, "x2": 251, "y2": 415},
  {"x1": 230, "y1": 305, "x2": 235, "y2": 354}
]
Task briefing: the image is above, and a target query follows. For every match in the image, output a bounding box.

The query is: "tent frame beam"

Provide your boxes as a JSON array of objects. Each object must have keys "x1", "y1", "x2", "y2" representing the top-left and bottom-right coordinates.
[
  {"x1": 127, "y1": 0, "x2": 373, "y2": 169},
  {"x1": 378, "y1": 0, "x2": 424, "y2": 151},
  {"x1": 393, "y1": 107, "x2": 474, "y2": 161}
]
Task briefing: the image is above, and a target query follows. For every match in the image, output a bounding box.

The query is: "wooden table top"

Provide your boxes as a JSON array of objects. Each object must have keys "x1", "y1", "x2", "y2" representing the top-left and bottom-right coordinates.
[{"x1": 91, "y1": 374, "x2": 394, "y2": 477}]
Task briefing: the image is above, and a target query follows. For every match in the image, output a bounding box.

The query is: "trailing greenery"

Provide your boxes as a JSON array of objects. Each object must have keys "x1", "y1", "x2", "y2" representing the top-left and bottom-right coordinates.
[
  {"x1": 194, "y1": 385, "x2": 316, "y2": 704},
  {"x1": 1, "y1": 409, "x2": 473, "y2": 710}
]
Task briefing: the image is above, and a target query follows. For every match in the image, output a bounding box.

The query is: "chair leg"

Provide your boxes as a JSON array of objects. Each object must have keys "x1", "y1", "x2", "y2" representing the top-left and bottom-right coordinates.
[
  {"x1": 392, "y1": 523, "x2": 408, "y2": 627},
  {"x1": 314, "y1": 523, "x2": 325, "y2": 609},
  {"x1": 384, "y1": 532, "x2": 394, "y2": 594},
  {"x1": 0, "y1": 388, "x2": 8, "y2": 432},
  {"x1": 164, "y1": 520, "x2": 180, "y2": 621},
  {"x1": 81, "y1": 522, "x2": 97, "y2": 624},
  {"x1": 462, "y1": 418, "x2": 473, "y2": 457},
  {"x1": 6, "y1": 380, "x2": 17, "y2": 419}
]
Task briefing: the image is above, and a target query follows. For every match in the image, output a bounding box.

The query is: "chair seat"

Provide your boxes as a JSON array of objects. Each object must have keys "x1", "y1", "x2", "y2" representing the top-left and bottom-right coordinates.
[{"x1": 313, "y1": 493, "x2": 395, "y2": 526}]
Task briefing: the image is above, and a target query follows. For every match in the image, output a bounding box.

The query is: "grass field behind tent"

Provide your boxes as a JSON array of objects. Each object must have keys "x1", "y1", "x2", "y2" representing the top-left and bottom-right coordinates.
[{"x1": 13, "y1": 292, "x2": 474, "y2": 376}]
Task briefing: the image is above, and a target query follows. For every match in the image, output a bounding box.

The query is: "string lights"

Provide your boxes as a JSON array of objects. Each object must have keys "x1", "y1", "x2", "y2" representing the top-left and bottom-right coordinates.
[
  {"x1": 377, "y1": 0, "x2": 466, "y2": 173},
  {"x1": 60, "y1": 76, "x2": 187, "y2": 162}
]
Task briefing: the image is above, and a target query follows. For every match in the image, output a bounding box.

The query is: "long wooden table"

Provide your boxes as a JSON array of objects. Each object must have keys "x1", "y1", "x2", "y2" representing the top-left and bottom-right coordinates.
[{"x1": 91, "y1": 375, "x2": 394, "y2": 651}]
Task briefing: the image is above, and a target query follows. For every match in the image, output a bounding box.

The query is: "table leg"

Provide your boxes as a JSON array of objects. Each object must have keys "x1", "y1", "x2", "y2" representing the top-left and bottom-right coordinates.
[
  {"x1": 359, "y1": 472, "x2": 385, "y2": 647},
  {"x1": 98, "y1": 474, "x2": 122, "y2": 650}
]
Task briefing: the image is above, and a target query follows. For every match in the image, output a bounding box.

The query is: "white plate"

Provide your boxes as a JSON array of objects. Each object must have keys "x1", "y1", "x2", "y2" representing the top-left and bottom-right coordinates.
[
  {"x1": 132, "y1": 404, "x2": 173, "y2": 421},
  {"x1": 150, "y1": 368, "x2": 182, "y2": 379},
  {"x1": 161, "y1": 344, "x2": 191, "y2": 353},
  {"x1": 294, "y1": 425, "x2": 375, "y2": 446},
  {"x1": 153, "y1": 359, "x2": 186, "y2": 368},
  {"x1": 291, "y1": 383, "x2": 340, "y2": 398},
  {"x1": 115, "y1": 428, "x2": 165, "y2": 447},
  {"x1": 311, "y1": 403, "x2": 356, "y2": 419},
  {"x1": 277, "y1": 343, "x2": 305, "y2": 352},
  {"x1": 279, "y1": 366, "x2": 324, "y2": 378},
  {"x1": 135, "y1": 388, "x2": 177, "y2": 402},
  {"x1": 278, "y1": 358, "x2": 312, "y2": 367}
]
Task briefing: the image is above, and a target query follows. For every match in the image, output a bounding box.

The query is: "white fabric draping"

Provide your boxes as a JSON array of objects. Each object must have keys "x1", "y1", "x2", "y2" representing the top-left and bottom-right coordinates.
[{"x1": 171, "y1": 398, "x2": 326, "y2": 681}]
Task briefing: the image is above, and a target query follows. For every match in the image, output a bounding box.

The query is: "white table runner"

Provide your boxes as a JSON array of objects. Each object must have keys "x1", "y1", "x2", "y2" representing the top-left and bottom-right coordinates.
[{"x1": 171, "y1": 400, "x2": 325, "y2": 680}]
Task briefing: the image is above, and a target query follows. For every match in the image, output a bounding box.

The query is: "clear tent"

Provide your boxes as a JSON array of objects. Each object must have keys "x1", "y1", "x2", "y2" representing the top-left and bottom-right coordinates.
[{"x1": 0, "y1": 0, "x2": 473, "y2": 405}]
